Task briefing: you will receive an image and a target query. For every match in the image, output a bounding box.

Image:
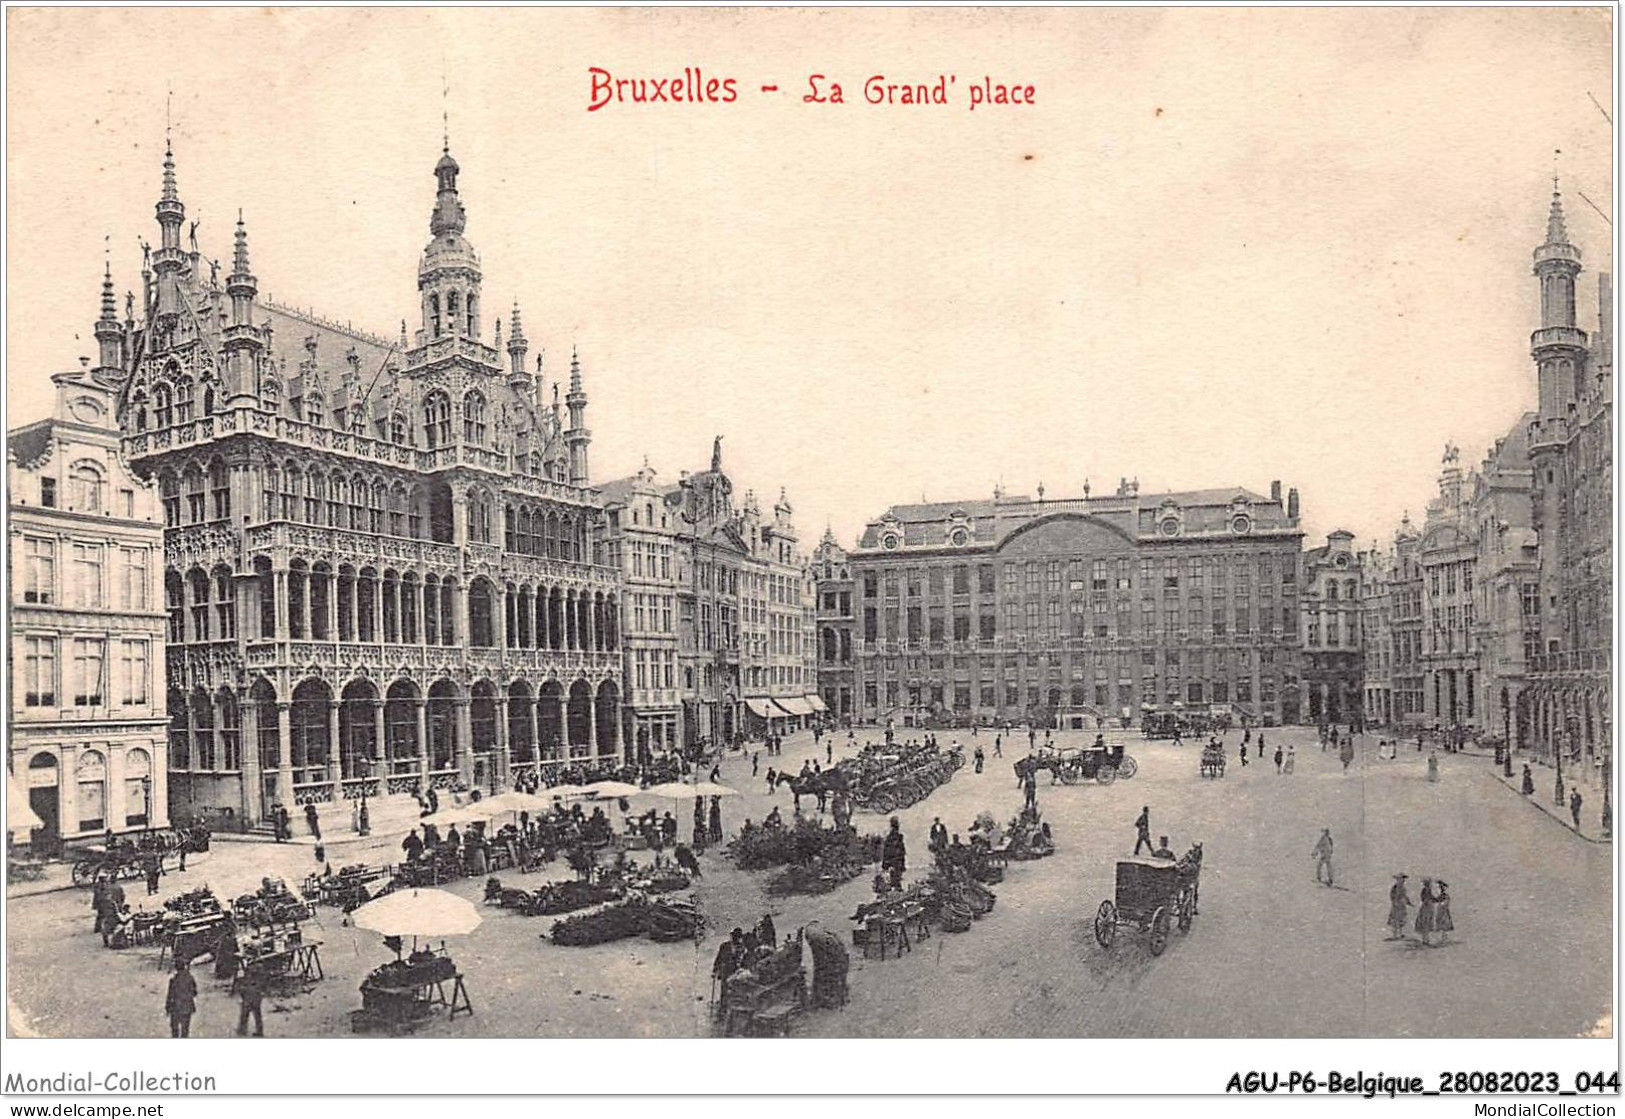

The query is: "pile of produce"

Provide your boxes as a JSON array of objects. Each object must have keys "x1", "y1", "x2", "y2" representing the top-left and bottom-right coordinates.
[
  {"x1": 547, "y1": 895, "x2": 701, "y2": 946},
  {"x1": 765, "y1": 859, "x2": 867, "y2": 897},
  {"x1": 164, "y1": 885, "x2": 221, "y2": 918},
  {"x1": 729, "y1": 816, "x2": 882, "y2": 873}
]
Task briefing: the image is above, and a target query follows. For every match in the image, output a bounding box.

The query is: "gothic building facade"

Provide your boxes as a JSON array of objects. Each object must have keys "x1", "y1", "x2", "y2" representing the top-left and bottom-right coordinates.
[
  {"x1": 109, "y1": 141, "x2": 621, "y2": 827},
  {"x1": 812, "y1": 528, "x2": 855, "y2": 722},
  {"x1": 848, "y1": 479, "x2": 1306, "y2": 728},
  {"x1": 1299, "y1": 530, "x2": 1364, "y2": 725},
  {"x1": 1523, "y1": 187, "x2": 1613, "y2": 784}
]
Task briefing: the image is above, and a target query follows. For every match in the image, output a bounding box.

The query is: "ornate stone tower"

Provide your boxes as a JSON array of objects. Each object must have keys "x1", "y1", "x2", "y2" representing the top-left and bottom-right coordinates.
[
  {"x1": 417, "y1": 145, "x2": 482, "y2": 345},
  {"x1": 1532, "y1": 182, "x2": 1587, "y2": 419}
]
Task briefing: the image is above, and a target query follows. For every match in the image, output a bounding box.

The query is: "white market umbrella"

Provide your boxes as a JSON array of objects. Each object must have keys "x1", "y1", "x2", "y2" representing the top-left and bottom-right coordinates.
[
  {"x1": 478, "y1": 791, "x2": 545, "y2": 817},
  {"x1": 543, "y1": 783, "x2": 597, "y2": 801},
  {"x1": 8, "y1": 774, "x2": 43, "y2": 835},
  {"x1": 351, "y1": 887, "x2": 482, "y2": 938},
  {"x1": 643, "y1": 782, "x2": 704, "y2": 800},
  {"x1": 688, "y1": 782, "x2": 741, "y2": 798},
  {"x1": 583, "y1": 780, "x2": 641, "y2": 799}
]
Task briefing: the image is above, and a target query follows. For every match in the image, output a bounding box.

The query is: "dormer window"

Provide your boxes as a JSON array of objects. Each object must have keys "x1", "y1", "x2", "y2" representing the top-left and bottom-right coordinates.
[
  {"x1": 175, "y1": 377, "x2": 194, "y2": 423},
  {"x1": 305, "y1": 394, "x2": 324, "y2": 428}
]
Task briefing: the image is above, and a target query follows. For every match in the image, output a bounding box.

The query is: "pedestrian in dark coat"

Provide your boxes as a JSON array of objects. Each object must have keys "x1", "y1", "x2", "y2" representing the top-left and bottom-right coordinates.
[
  {"x1": 144, "y1": 854, "x2": 162, "y2": 896},
  {"x1": 1521, "y1": 765, "x2": 1535, "y2": 795},
  {"x1": 236, "y1": 963, "x2": 266, "y2": 1036},
  {"x1": 1386, "y1": 874, "x2": 1412, "y2": 940},
  {"x1": 708, "y1": 797, "x2": 723, "y2": 844},
  {"x1": 1570, "y1": 788, "x2": 1584, "y2": 830},
  {"x1": 165, "y1": 960, "x2": 197, "y2": 1038},
  {"x1": 881, "y1": 817, "x2": 907, "y2": 889},
  {"x1": 1274, "y1": 746, "x2": 1284, "y2": 774},
  {"x1": 1133, "y1": 806, "x2": 1152, "y2": 856},
  {"x1": 304, "y1": 802, "x2": 321, "y2": 840}
]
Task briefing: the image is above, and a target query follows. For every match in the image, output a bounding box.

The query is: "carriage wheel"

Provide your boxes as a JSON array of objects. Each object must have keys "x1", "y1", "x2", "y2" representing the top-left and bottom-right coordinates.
[
  {"x1": 71, "y1": 861, "x2": 96, "y2": 887},
  {"x1": 1149, "y1": 907, "x2": 1170, "y2": 956},
  {"x1": 1118, "y1": 756, "x2": 1138, "y2": 779},
  {"x1": 1060, "y1": 765, "x2": 1082, "y2": 786},
  {"x1": 1176, "y1": 886, "x2": 1194, "y2": 932},
  {"x1": 1093, "y1": 900, "x2": 1117, "y2": 948},
  {"x1": 1096, "y1": 764, "x2": 1118, "y2": 786}
]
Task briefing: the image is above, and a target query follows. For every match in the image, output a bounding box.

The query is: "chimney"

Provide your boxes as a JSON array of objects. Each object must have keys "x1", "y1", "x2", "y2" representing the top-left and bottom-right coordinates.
[
  {"x1": 1287, "y1": 487, "x2": 1300, "y2": 523},
  {"x1": 1270, "y1": 480, "x2": 1282, "y2": 503}
]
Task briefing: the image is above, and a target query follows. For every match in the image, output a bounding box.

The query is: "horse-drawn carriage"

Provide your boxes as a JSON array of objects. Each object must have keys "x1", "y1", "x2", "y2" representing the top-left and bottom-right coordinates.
[
  {"x1": 1199, "y1": 742, "x2": 1226, "y2": 779},
  {"x1": 1092, "y1": 845, "x2": 1203, "y2": 957},
  {"x1": 1017, "y1": 740, "x2": 1137, "y2": 786},
  {"x1": 69, "y1": 826, "x2": 210, "y2": 887}
]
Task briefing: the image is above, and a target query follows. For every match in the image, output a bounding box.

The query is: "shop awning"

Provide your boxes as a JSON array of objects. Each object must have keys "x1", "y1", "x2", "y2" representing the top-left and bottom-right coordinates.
[
  {"x1": 745, "y1": 698, "x2": 778, "y2": 719},
  {"x1": 805, "y1": 695, "x2": 828, "y2": 713},
  {"x1": 8, "y1": 775, "x2": 43, "y2": 835},
  {"x1": 778, "y1": 697, "x2": 814, "y2": 717}
]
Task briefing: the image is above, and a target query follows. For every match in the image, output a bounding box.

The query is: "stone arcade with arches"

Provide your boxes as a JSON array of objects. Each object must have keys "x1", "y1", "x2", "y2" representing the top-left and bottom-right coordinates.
[{"x1": 107, "y1": 139, "x2": 621, "y2": 826}]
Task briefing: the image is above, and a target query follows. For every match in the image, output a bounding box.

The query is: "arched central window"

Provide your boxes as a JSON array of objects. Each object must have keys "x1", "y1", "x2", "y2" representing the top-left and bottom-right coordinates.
[
  {"x1": 70, "y1": 461, "x2": 104, "y2": 513},
  {"x1": 463, "y1": 390, "x2": 487, "y2": 445},
  {"x1": 429, "y1": 293, "x2": 442, "y2": 338},
  {"x1": 390, "y1": 413, "x2": 407, "y2": 445},
  {"x1": 153, "y1": 384, "x2": 174, "y2": 429},
  {"x1": 175, "y1": 377, "x2": 195, "y2": 424},
  {"x1": 423, "y1": 391, "x2": 451, "y2": 449}
]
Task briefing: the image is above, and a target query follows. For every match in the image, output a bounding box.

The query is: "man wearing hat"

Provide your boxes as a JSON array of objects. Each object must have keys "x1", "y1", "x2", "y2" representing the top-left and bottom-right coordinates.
[{"x1": 1386, "y1": 874, "x2": 1413, "y2": 940}]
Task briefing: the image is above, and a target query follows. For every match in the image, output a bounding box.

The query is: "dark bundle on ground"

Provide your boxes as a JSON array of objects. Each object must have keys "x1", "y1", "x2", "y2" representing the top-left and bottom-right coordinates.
[{"x1": 728, "y1": 816, "x2": 882, "y2": 872}]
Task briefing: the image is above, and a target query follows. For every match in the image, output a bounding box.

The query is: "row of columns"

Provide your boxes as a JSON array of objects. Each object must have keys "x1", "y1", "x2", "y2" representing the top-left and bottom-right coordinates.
[
  {"x1": 223, "y1": 689, "x2": 619, "y2": 823},
  {"x1": 254, "y1": 564, "x2": 617, "y2": 652}
]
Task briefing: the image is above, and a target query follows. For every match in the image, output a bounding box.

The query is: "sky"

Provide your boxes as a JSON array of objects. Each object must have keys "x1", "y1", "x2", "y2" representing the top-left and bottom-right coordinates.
[{"x1": 5, "y1": 7, "x2": 1614, "y2": 554}]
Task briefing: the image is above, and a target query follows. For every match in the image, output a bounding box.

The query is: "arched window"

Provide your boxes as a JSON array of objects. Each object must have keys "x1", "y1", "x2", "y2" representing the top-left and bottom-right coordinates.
[
  {"x1": 390, "y1": 413, "x2": 407, "y2": 445},
  {"x1": 153, "y1": 384, "x2": 174, "y2": 429},
  {"x1": 209, "y1": 459, "x2": 230, "y2": 520},
  {"x1": 305, "y1": 469, "x2": 325, "y2": 525},
  {"x1": 183, "y1": 467, "x2": 205, "y2": 523},
  {"x1": 175, "y1": 377, "x2": 195, "y2": 423},
  {"x1": 348, "y1": 474, "x2": 366, "y2": 530},
  {"x1": 1327, "y1": 582, "x2": 1339, "y2": 602},
  {"x1": 132, "y1": 391, "x2": 149, "y2": 432},
  {"x1": 463, "y1": 390, "x2": 487, "y2": 445},
  {"x1": 305, "y1": 393, "x2": 324, "y2": 428},
  {"x1": 69, "y1": 461, "x2": 104, "y2": 513},
  {"x1": 469, "y1": 490, "x2": 492, "y2": 544},
  {"x1": 430, "y1": 293, "x2": 442, "y2": 338},
  {"x1": 370, "y1": 480, "x2": 386, "y2": 533},
  {"x1": 465, "y1": 292, "x2": 477, "y2": 336},
  {"x1": 263, "y1": 465, "x2": 281, "y2": 520},
  {"x1": 202, "y1": 384, "x2": 215, "y2": 415},
  {"x1": 260, "y1": 371, "x2": 280, "y2": 411},
  {"x1": 423, "y1": 391, "x2": 451, "y2": 449},
  {"x1": 283, "y1": 464, "x2": 301, "y2": 521},
  {"x1": 447, "y1": 291, "x2": 460, "y2": 331}
]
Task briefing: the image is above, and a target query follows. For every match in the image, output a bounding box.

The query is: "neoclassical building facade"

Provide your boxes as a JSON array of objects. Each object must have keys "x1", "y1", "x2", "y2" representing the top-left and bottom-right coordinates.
[
  {"x1": 9, "y1": 365, "x2": 169, "y2": 848},
  {"x1": 111, "y1": 140, "x2": 621, "y2": 826}
]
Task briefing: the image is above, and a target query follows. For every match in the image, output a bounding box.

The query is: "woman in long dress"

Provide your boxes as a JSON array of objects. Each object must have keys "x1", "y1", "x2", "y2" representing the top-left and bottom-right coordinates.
[
  {"x1": 1433, "y1": 881, "x2": 1454, "y2": 943},
  {"x1": 1415, "y1": 878, "x2": 1437, "y2": 946},
  {"x1": 1427, "y1": 750, "x2": 1440, "y2": 783}
]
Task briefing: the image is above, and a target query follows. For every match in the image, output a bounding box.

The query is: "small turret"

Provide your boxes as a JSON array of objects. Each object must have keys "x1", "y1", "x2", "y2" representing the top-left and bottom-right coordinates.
[
  {"x1": 93, "y1": 259, "x2": 123, "y2": 375},
  {"x1": 565, "y1": 345, "x2": 591, "y2": 485},
  {"x1": 507, "y1": 301, "x2": 529, "y2": 380}
]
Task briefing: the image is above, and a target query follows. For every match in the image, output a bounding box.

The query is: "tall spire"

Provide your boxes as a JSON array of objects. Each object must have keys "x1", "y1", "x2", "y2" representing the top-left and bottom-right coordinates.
[
  {"x1": 226, "y1": 210, "x2": 258, "y2": 330},
  {"x1": 1546, "y1": 177, "x2": 1571, "y2": 245},
  {"x1": 564, "y1": 345, "x2": 591, "y2": 485},
  {"x1": 161, "y1": 137, "x2": 179, "y2": 203}
]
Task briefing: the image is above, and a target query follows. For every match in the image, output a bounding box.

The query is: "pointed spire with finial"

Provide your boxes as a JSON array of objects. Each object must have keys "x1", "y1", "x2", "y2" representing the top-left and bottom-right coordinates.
[
  {"x1": 232, "y1": 209, "x2": 251, "y2": 274},
  {"x1": 1547, "y1": 176, "x2": 1571, "y2": 245}
]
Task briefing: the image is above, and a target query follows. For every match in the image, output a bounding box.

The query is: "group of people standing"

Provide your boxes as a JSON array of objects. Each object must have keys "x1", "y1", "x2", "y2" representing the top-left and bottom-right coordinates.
[{"x1": 1386, "y1": 874, "x2": 1455, "y2": 947}]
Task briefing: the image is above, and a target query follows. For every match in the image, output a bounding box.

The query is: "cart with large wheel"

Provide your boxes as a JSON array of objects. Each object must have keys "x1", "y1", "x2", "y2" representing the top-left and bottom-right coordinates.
[{"x1": 1092, "y1": 853, "x2": 1201, "y2": 957}]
